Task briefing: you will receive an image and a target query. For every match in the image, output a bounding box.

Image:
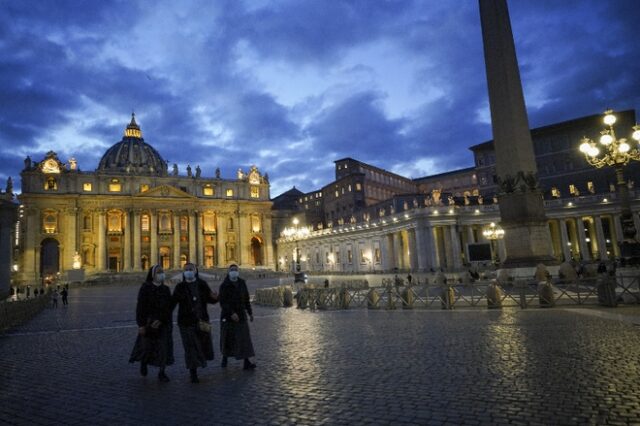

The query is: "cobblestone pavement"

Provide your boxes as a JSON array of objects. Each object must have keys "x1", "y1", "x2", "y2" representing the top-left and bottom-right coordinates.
[{"x1": 2, "y1": 283, "x2": 640, "y2": 425}]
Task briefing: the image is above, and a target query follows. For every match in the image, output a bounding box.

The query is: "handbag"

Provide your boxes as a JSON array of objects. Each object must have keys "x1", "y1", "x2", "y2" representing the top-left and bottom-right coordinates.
[
  {"x1": 198, "y1": 320, "x2": 212, "y2": 333},
  {"x1": 186, "y1": 282, "x2": 211, "y2": 334}
]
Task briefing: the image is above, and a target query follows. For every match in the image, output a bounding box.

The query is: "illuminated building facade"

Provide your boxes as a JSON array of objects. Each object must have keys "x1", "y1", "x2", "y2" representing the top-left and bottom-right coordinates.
[{"x1": 16, "y1": 115, "x2": 274, "y2": 284}]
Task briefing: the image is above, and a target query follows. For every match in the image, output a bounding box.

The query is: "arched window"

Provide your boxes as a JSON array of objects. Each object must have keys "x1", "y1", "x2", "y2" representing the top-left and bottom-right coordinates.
[
  {"x1": 141, "y1": 214, "x2": 150, "y2": 232},
  {"x1": 45, "y1": 177, "x2": 57, "y2": 191},
  {"x1": 43, "y1": 212, "x2": 57, "y2": 234},
  {"x1": 83, "y1": 215, "x2": 92, "y2": 230}
]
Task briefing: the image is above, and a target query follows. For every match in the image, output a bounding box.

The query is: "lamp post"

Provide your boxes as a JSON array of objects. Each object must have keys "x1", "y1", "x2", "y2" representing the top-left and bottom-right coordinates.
[
  {"x1": 281, "y1": 217, "x2": 310, "y2": 273},
  {"x1": 579, "y1": 109, "x2": 640, "y2": 263},
  {"x1": 483, "y1": 222, "x2": 505, "y2": 265}
]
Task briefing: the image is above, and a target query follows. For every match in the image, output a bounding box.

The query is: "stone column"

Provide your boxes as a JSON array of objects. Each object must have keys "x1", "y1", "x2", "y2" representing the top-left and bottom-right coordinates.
[
  {"x1": 392, "y1": 232, "x2": 402, "y2": 269},
  {"x1": 188, "y1": 210, "x2": 196, "y2": 264},
  {"x1": 132, "y1": 210, "x2": 141, "y2": 271},
  {"x1": 382, "y1": 234, "x2": 394, "y2": 271},
  {"x1": 0, "y1": 201, "x2": 17, "y2": 298},
  {"x1": 449, "y1": 225, "x2": 463, "y2": 270},
  {"x1": 632, "y1": 212, "x2": 640, "y2": 240},
  {"x1": 123, "y1": 210, "x2": 131, "y2": 271},
  {"x1": 479, "y1": 0, "x2": 554, "y2": 266},
  {"x1": 408, "y1": 229, "x2": 418, "y2": 271},
  {"x1": 64, "y1": 208, "x2": 77, "y2": 271},
  {"x1": 559, "y1": 219, "x2": 571, "y2": 262},
  {"x1": 173, "y1": 213, "x2": 181, "y2": 269},
  {"x1": 594, "y1": 215, "x2": 608, "y2": 260},
  {"x1": 431, "y1": 226, "x2": 443, "y2": 270},
  {"x1": 236, "y1": 212, "x2": 245, "y2": 266},
  {"x1": 97, "y1": 210, "x2": 106, "y2": 271},
  {"x1": 196, "y1": 211, "x2": 204, "y2": 266},
  {"x1": 262, "y1": 212, "x2": 274, "y2": 269},
  {"x1": 414, "y1": 225, "x2": 428, "y2": 271},
  {"x1": 23, "y1": 208, "x2": 38, "y2": 283},
  {"x1": 575, "y1": 218, "x2": 591, "y2": 261},
  {"x1": 464, "y1": 225, "x2": 475, "y2": 264},
  {"x1": 216, "y1": 213, "x2": 225, "y2": 266},
  {"x1": 150, "y1": 211, "x2": 158, "y2": 266}
]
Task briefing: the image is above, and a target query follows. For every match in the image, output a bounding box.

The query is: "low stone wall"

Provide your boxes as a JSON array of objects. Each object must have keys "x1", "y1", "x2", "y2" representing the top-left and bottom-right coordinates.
[{"x1": 0, "y1": 295, "x2": 50, "y2": 333}]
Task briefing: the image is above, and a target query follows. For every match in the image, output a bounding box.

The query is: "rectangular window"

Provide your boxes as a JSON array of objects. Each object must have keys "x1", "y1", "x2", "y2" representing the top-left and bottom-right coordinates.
[
  {"x1": 141, "y1": 214, "x2": 150, "y2": 232},
  {"x1": 180, "y1": 216, "x2": 188, "y2": 233},
  {"x1": 355, "y1": 183, "x2": 362, "y2": 191},
  {"x1": 226, "y1": 189, "x2": 234, "y2": 197},
  {"x1": 109, "y1": 179, "x2": 121, "y2": 192},
  {"x1": 140, "y1": 184, "x2": 149, "y2": 193},
  {"x1": 83, "y1": 182, "x2": 92, "y2": 192},
  {"x1": 203, "y1": 185, "x2": 214, "y2": 196},
  {"x1": 250, "y1": 186, "x2": 260, "y2": 198}
]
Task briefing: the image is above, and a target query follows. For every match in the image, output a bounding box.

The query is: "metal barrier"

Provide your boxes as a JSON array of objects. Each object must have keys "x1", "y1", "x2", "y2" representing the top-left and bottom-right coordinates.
[{"x1": 253, "y1": 272, "x2": 640, "y2": 311}]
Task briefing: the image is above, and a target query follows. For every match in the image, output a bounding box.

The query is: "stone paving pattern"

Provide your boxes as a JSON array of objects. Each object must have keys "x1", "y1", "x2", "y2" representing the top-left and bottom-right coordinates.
[{"x1": 1, "y1": 282, "x2": 640, "y2": 425}]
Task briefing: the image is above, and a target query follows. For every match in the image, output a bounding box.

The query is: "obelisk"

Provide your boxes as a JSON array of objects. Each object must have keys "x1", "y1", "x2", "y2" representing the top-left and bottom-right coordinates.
[{"x1": 479, "y1": 0, "x2": 555, "y2": 267}]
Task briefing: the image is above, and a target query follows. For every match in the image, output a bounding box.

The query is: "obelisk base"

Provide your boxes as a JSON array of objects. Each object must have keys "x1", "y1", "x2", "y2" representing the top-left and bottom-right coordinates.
[{"x1": 499, "y1": 191, "x2": 557, "y2": 268}]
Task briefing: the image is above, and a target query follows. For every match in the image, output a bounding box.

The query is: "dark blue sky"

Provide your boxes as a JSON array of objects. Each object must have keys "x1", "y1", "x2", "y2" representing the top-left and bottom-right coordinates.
[{"x1": 1, "y1": 0, "x2": 639, "y2": 196}]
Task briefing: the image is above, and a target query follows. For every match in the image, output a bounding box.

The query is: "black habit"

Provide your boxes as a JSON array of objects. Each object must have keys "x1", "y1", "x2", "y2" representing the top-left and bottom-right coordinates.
[
  {"x1": 129, "y1": 282, "x2": 174, "y2": 367},
  {"x1": 219, "y1": 277, "x2": 255, "y2": 359},
  {"x1": 172, "y1": 278, "x2": 218, "y2": 369}
]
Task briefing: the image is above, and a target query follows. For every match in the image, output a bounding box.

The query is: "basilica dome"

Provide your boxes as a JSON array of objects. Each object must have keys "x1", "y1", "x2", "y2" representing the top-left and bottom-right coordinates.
[{"x1": 97, "y1": 114, "x2": 167, "y2": 175}]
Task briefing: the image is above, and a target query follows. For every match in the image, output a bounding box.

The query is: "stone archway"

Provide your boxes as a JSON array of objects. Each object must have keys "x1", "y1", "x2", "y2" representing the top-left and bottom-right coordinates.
[
  {"x1": 40, "y1": 238, "x2": 60, "y2": 277},
  {"x1": 251, "y1": 237, "x2": 263, "y2": 266}
]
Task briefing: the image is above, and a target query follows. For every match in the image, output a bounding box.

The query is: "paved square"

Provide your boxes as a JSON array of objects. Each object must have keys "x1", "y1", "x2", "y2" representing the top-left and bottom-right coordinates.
[{"x1": 2, "y1": 283, "x2": 640, "y2": 425}]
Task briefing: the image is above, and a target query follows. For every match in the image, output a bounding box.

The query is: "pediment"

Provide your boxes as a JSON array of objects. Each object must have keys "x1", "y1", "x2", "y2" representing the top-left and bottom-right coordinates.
[{"x1": 135, "y1": 185, "x2": 195, "y2": 198}]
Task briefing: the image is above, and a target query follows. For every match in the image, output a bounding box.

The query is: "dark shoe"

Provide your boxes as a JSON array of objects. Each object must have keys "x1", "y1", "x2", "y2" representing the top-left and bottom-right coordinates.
[
  {"x1": 221, "y1": 357, "x2": 228, "y2": 368},
  {"x1": 140, "y1": 363, "x2": 148, "y2": 377},
  {"x1": 190, "y1": 369, "x2": 199, "y2": 383},
  {"x1": 158, "y1": 372, "x2": 170, "y2": 383},
  {"x1": 243, "y1": 360, "x2": 256, "y2": 370}
]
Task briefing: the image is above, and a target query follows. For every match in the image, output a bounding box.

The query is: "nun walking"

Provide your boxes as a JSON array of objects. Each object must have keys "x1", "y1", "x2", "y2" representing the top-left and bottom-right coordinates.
[
  {"x1": 129, "y1": 265, "x2": 174, "y2": 382},
  {"x1": 219, "y1": 264, "x2": 256, "y2": 370},
  {"x1": 172, "y1": 263, "x2": 219, "y2": 383}
]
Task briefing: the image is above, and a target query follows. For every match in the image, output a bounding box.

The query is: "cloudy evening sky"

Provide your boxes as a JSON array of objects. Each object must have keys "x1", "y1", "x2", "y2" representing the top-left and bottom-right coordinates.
[{"x1": 1, "y1": 0, "x2": 640, "y2": 197}]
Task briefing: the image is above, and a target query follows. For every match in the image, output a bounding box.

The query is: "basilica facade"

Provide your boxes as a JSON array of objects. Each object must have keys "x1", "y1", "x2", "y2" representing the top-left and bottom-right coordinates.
[{"x1": 16, "y1": 115, "x2": 274, "y2": 284}]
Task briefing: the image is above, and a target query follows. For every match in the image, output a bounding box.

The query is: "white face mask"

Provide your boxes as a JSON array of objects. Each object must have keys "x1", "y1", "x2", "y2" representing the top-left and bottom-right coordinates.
[
  {"x1": 184, "y1": 271, "x2": 195, "y2": 281},
  {"x1": 154, "y1": 273, "x2": 165, "y2": 284},
  {"x1": 229, "y1": 271, "x2": 239, "y2": 281}
]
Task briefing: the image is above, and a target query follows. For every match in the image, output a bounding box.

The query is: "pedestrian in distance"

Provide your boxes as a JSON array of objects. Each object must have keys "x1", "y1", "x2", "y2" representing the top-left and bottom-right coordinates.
[
  {"x1": 51, "y1": 290, "x2": 58, "y2": 308},
  {"x1": 129, "y1": 265, "x2": 174, "y2": 382},
  {"x1": 172, "y1": 263, "x2": 218, "y2": 383},
  {"x1": 61, "y1": 287, "x2": 69, "y2": 306},
  {"x1": 26, "y1": 285, "x2": 31, "y2": 299},
  {"x1": 39, "y1": 288, "x2": 44, "y2": 296},
  {"x1": 219, "y1": 264, "x2": 256, "y2": 371}
]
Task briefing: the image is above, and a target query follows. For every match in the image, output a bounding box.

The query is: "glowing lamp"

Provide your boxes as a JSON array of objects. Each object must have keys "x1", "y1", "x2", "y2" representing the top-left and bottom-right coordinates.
[
  {"x1": 604, "y1": 112, "x2": 617, "y2": 126},
  {"x1": 579, "y1": 140, "x2": 591, "y2": 153},
  {"x1": 632, "y1": 125, "x2": 640, "y2": 141},
  {"x1": 588, "y1": 146, "x2": 600, "y2": 157},
  {"x1": 599, "y1": 134, "x2": 613, "y2": 145},
  {"x1": 618, "y1": 142, "x2": 631, "y2": 153}
]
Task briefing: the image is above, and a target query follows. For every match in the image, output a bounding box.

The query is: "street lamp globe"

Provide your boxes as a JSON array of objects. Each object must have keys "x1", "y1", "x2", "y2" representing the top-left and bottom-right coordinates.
[{"x1": 604, "y1": 111, "x2": 617, "y2": 126}]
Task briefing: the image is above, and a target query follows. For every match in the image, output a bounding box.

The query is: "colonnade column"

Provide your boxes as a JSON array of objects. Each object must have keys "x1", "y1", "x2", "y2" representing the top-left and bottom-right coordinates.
[
  {"x1": 575, "y1": 217, "x2": 591, "y2": 261},
  {"x1": 559, "y1": 219, "x2": 571, "y2": 262},
  {"x1": 97, "y1": 210, "x2": 106, "y2": 271},
  {"x1": 132, "y1": 210, "x2": 141, "y2": 271},
  {"x1": 431, "y1": 227, "x2": 442, "y2": 270},
  {"x1": 408, "y1": 229, "x2": 418, "y2": 271},
  {"x1": 414, "y1": 225, "x2": 428, "y2": 271},
  {"x1": 464, "y1": 225, "x2": 475, "y2": 264},
  {"x1": 382, "y1": 234, "x2": 394, "y2": 271},
  {"x1": 633, "y1": 212, "x2": 640, "y2": 240},
  {"x1": 449, "y1": 225, "x2": 462, "y2": 270},
  {"x1": 392, "y1": 232, "x2": 402, "y2": 269},
  {"x1": 150, "y1": 211, "x2": 158, "y2": 266},
  {"x1": 594, "y1": 216, "x2": 608, "y2": 260},
  {"x1": 123, "y1": 210, "x2": 131, "y2": 271},
  {"x1": 173, "y1": 213, "x2": 181, "y2": 269}
]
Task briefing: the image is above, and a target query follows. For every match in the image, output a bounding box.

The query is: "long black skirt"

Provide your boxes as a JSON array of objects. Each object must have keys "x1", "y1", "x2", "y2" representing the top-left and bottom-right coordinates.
[
  {"x1": 129, "y1": 325, "x2": 174, "y2": 367},
  {"x1": 179, "y1": 325, "x2": 214, "y2": 369},
  {"x1": 220, "y1": 320, "x2": 255, "y2": 360}
]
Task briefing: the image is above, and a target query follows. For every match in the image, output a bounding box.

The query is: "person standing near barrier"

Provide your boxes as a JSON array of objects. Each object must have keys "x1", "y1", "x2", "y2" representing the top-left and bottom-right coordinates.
[
  {"x1": 219, "y1": 264, "x2": 256, "y2": 370},
  {"x1": 172, "y1": 263, "x2": 219, "y2": 383},
  {"x1": 61, "y1": 287, "x2": 68, "y2": 306},
  {"x1": 129, "y1": 265, "x2": 174, "y2": 382},
  {"x1": 51, "y1": 290, "x2": 58, "y2": 308}
]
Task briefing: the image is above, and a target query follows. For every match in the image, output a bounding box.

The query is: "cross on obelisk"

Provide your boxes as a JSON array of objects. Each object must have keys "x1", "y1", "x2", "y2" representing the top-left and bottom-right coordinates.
[{"x1": 479, "y1": 0, "x2": 555, "y2": 267}]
